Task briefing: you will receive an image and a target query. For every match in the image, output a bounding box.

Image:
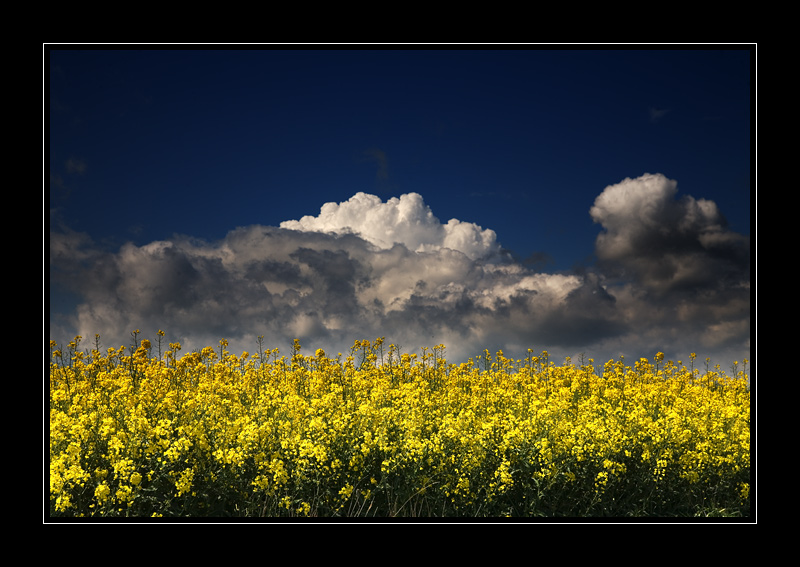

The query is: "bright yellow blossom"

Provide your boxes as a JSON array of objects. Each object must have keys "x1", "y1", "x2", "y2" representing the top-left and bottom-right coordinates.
[{"x1": 50, "y1": 335, "x2": 750, "y2": 517}]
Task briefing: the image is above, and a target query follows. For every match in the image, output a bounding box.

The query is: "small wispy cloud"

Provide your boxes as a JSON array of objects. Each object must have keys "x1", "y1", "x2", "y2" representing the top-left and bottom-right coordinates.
[
  {"x1": 65, "y1": 157, "x2": 87, "y2": 175},
  {"x1": 648, "y1": 106, "x2": 670, "y2": 122},
  {"x1": 363, "y1": 148, "x2": 389, "y2": 181}
]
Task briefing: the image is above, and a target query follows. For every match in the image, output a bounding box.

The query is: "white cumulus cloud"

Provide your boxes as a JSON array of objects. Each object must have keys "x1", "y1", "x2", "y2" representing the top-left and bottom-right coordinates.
[{"x1": 280, "y1": 192, "x2": 502, "y2": 261}]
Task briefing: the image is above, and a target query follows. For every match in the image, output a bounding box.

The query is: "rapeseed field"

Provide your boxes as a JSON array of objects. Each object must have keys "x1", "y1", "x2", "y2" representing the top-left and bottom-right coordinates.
[{"x1": 49, "y1": 332, "x2": 750, "y2": 518}]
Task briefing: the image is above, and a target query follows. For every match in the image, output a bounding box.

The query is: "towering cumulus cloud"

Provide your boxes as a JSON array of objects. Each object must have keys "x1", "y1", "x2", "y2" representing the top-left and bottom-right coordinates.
[
  {"x1": 49, "y1": 175, "x2": 750, "y2": 365},
  {"x1": 589, "y1": 173, "x2": 750, "y2": 357},
  {"x1": 280, "y1": 192, "x2": 502, "y2": 261}
]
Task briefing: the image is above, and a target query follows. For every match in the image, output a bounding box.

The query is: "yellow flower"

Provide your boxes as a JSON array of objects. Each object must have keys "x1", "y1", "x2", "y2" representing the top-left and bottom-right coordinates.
[
  {"x1": 95, "y1": 483, "x2": 111, "y2": 503},
  {"x1": 739, "y1": 483, "x2": 750, "y2": 500},
  {"x1": 174, "y1": 468, "x2": 195, "y2": 497},
  {"x1": 48, "y1": 335, "x2": 749, "y2": 517},
  {"x1": 594, "y1": 471, "x2": 609, "y2": 491},
  {"x1": 55, "y1": 493, "x2": 73, "y2": 512}
]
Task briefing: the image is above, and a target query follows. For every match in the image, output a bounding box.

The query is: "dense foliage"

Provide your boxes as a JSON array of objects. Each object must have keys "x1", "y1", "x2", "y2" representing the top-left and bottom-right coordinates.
[{"x1": 49, "y1": 333, "x2": 750, "y2": 518}]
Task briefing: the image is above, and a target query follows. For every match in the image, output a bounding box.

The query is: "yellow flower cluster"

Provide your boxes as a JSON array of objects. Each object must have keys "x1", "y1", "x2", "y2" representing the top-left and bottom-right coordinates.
[{"x1": 49, "y1": 335, "x2": 750, "y2": 517}]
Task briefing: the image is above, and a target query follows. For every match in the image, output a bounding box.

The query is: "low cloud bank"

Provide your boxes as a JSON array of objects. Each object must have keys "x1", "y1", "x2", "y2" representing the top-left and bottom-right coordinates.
[{"x1": 49, "y1": 174, "x2": 750, "y2": 366}]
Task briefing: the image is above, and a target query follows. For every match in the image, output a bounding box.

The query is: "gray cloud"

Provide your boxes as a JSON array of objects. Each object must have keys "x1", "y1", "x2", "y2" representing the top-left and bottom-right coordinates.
[
  {"x1": 49, "y1": 176, "x2": 750, "y2": 365},
  {"x1": 590, "y1": 173, "x2": 750, "y2": 295},
  {"x1": 588, "y1": 173, "x2": 750, "y2": 360}
]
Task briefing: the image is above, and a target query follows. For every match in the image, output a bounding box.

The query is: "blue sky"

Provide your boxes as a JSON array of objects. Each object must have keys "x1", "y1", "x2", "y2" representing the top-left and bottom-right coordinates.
[{"x1": 48, "y1": 46, "x2": 752, "y2": 367}]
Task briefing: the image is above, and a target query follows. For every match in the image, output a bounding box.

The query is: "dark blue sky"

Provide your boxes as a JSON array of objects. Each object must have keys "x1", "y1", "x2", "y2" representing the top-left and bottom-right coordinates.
[
  {"x1": 49, "y1": 48, "x2": 750, "y2": 263},
  {"x1": 48, "y1": 46, "x2": 752, "y2": 365}
]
